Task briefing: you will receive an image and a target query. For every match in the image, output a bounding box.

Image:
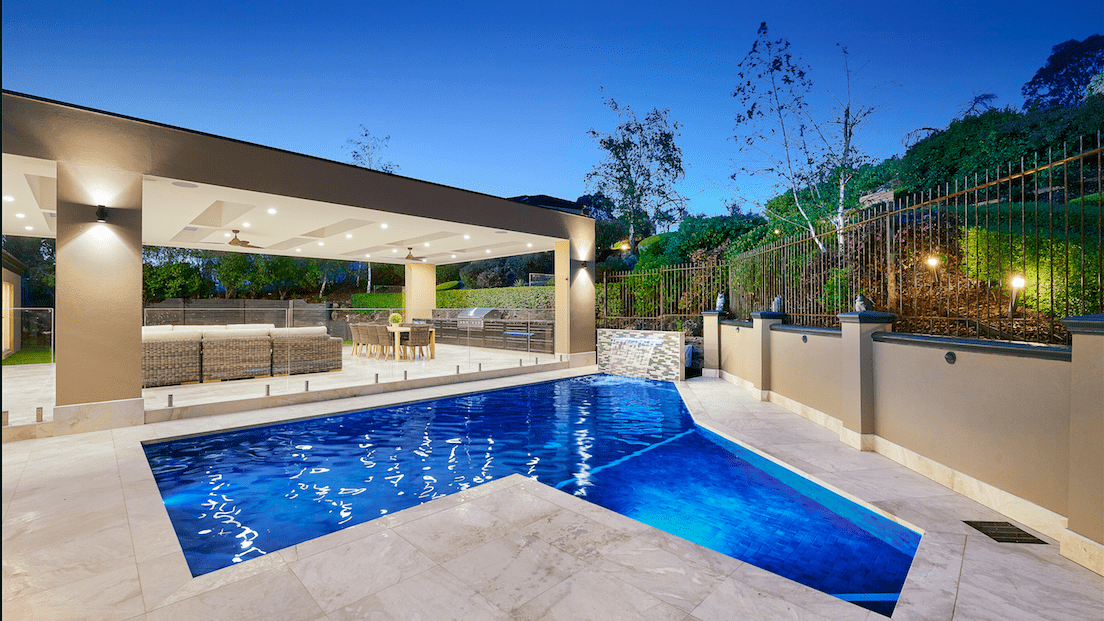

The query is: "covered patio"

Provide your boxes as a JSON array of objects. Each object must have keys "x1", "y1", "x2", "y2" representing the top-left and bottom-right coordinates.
[{"x1": 1, "y1": 90, "x2": 596, "y2": 439}]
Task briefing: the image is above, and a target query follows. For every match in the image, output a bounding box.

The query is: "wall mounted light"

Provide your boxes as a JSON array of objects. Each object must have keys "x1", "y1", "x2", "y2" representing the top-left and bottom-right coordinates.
[
  {"x1": 95, "y1": 206, "x2": 109, "y2": 222},
  {"x1": 580, "y1": 261, "x2": 588, "y2": 269}
]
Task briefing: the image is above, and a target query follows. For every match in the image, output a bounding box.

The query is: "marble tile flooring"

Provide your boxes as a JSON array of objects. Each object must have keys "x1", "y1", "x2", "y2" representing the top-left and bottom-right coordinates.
[
  {"x1": 3, "y1": 369, "x2": 1101, "y2": 620},
  {"x1": 1, "y1": 344, "x2": 550, "y2": 425}
]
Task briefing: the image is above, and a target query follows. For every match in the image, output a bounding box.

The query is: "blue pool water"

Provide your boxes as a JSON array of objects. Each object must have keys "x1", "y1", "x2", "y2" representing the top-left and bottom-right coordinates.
[{"x1": 144, "y1": 375, "x2": 920, "y2": 616}]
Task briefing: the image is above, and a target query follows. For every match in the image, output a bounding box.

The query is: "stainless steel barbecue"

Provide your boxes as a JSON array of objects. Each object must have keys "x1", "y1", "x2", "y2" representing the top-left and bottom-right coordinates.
[{"x1": 456, "y1": 307, "x2": 501, "y2": 329}]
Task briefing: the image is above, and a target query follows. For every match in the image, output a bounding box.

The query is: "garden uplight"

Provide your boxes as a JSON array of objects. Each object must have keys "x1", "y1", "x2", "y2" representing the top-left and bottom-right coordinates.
[
  {"x1": 926, "y1": 256, "x2": 939, "y2": 268},
  {"x1": 1009, "y1": 275, "x2": 1026, "y2": 320}
]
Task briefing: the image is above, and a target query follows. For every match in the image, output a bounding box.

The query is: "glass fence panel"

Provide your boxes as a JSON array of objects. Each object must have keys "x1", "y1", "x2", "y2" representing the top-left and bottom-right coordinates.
[{"x1": 2, "y1": 308, "x2": 55, "y2": 427}]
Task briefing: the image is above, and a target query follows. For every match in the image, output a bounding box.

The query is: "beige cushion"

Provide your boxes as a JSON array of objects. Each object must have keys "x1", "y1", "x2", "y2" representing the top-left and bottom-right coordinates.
[
  {"x1": 142, "y1": 325, "x2": 174, "y2": 334},
  {"x1": 144, "y1": 329, "x2": 202, "y2": 342},
  {"x1": 205, "y1": 328, "x2": 272, "y2": 339},
  {"x1": 227, "y1": 323, "x2": 276, "y2": 330},
  {"x1": 271, "y1": 326, "x2": 329, "y2": 337}
]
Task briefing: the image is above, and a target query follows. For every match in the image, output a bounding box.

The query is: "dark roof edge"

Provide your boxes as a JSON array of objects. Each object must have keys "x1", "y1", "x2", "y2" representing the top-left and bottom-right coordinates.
[{"x1": 1, "y1": 90, "x2": 591, "y2": 220}]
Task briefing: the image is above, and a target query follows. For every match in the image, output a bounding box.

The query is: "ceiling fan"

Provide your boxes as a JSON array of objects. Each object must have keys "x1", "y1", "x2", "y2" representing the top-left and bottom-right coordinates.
[
  {"x1": 404, "y1": 247, "x2": 424, "y2": 261},
  {"x1": 226, "y1": 230, "x2": 263, "y2": 249}
]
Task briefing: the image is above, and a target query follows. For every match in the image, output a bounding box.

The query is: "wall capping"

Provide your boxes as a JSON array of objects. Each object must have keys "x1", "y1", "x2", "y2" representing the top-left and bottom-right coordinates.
[
  {"x1": 720, "y1": 319, "x2": 753, "y2": 328},
  {"x1": 1061, "y1": 313, "x2": 1104, "y2": 336},
  {"x1": 769, "y1": 324, "x2": 842, "y2": 338},
  {"x1": 751, "y1": 311, "x2": 785, "y2": 320},
  {"x1": 873, "y1": 332, "x2": 1072, "y2": 361},
  {"x1": 838, "y1": 310, "x2": 897, "y2": 324}
]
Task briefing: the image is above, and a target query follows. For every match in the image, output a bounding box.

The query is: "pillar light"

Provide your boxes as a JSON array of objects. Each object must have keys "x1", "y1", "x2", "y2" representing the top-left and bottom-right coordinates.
[{"x1": 96, "y1": 206, "x2": 109, "y2": 222}]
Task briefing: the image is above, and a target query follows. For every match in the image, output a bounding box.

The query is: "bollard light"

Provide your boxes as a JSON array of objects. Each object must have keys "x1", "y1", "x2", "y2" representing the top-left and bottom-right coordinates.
[
  {"x1": 36, "y1": 407, "x2": 43, "y2": 422},
  {"x1": 305, "y1": 380, "x2": 309, "y2": 392},
  {"x1": 265, "y1": 384, "x2": 270, "y2": 397},
  {"x1": 167, "y1": 395, "x2": 173, "y2": 408}
]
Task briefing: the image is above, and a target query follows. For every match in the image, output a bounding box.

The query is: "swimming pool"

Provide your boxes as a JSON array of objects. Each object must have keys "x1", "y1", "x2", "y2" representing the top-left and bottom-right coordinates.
[{"x1": 144, "y1": 374, "x2": 921, "y2": 616}]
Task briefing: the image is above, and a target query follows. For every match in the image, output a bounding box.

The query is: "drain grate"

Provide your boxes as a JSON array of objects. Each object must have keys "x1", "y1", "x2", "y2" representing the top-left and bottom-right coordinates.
[{"x1": 964, "y1": 521, "x2": 1048, "y2": 544}]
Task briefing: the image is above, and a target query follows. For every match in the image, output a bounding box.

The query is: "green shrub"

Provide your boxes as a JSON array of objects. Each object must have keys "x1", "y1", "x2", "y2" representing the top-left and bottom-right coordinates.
[
  {"x1": 350, "y1": 292, "x2": 404, "y2": 311},
  {"x1": 436, "y1": 280, "x2": 461, "y2": 291},
  {"x1": 436, "y1": 286, "x2": 554, "y2": 309},
  {"x1": 963, "y1": 228, "x2": 1102, "y2": 317}
]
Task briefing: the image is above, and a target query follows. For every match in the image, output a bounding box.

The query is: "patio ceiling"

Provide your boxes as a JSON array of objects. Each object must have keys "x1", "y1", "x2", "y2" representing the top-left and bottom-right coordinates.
[{"x1": 2, "y1": 153, "x2": 560, "y2": 265}]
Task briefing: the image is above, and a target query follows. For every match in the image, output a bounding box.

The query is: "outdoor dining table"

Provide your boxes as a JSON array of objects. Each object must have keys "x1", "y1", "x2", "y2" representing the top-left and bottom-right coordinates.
[{"x1": 385, "y1": 325, "x2": 436, "y2": 360}]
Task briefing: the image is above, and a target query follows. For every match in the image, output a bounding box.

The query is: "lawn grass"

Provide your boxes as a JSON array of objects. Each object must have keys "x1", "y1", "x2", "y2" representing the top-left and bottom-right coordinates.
[{"x1": 2, "y1": 346, "x2": 54, "y2": 365}]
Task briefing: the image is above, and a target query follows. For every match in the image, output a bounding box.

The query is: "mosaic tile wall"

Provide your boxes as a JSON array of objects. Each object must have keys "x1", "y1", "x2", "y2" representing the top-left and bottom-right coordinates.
[{"x1": 597, "y1": 329, "x2": 685, "y2": 382}]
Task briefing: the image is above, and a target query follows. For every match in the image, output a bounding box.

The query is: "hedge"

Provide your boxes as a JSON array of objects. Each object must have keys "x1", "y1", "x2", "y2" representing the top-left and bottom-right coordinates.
[{"x1": 351, "y1": 287, "x2": 556, "y2": 311}]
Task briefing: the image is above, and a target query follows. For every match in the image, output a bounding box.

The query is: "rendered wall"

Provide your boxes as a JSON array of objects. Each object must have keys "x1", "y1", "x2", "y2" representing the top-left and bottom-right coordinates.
[
  {"x1": 404, "y1": 262, "x2": 436, "y2": 322},
  {"x1": 872, "y1": 341, "x2": 1070, "y2": 515},
  {"x1": 769, "y1": 329, "x2": 846, "y2": 422},
  {"x1": 719, "y1": 322, "x2": 756, "y2": 383}
]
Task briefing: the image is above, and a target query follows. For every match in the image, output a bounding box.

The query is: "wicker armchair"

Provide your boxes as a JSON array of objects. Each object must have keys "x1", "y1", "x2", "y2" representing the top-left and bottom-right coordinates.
[
  {"x1": 403, "y1": 325, "x2": 432, "y2": 360},
  {"x1": 350, "y1": 324, "x2": 367, "y2": 357},
  {"x1": 142, "y1": 328, "x2": 202, "y2": 387},
  {"x1": 373, "y1": 324, "x2": 395, "y2": 360},
  {"x1": 362, "y1": 323, "x2": 381, "y2": 358},
  {"x1": 201, "y1": 327, "x2": 273, "y2": 381},
  {"x1": 273, "y1": 326, "x2": 342, "y2": 375}
]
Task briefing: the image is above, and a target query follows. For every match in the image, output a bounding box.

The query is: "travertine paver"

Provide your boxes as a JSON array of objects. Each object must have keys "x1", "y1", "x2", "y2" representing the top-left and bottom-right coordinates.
[{"x1": 3, "y1": 369, "x2": 1102, "y2": 620}]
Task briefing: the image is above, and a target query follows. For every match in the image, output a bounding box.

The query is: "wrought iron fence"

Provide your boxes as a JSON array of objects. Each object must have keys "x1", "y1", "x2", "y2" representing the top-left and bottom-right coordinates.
[{"x1": 598, "y1": 134, "x2": 1102, "y2": 345}]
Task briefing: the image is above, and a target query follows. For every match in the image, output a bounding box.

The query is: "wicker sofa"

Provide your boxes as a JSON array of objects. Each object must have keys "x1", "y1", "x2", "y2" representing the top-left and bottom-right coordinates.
[{"x1": 141, "y1": 324, "x2": 342, "y2": 387}]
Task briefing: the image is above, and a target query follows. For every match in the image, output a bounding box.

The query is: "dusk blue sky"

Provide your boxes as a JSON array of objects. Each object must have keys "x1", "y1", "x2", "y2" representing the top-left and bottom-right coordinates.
[{"x1": 3, "y1": 1, "x2": 1101, "y2": 220}]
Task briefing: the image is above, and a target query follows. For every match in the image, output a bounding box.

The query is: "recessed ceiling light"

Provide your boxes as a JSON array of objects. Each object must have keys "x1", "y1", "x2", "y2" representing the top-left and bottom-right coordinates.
[
  {"x1": 380, "y1": 223, "x2": 388, "y2": 229},
  {"x1": 346, "y1": 233, "x2": 353, "y2": 239},
  {"x1": 224, "y1": 233, "x2": 232, "y2": 238},
  {"x1": 420, "y1": 259, "x2": 426, "y2": 262},
  {"x1": 242, "y1": 222, "x2": 250, "y2": 227},
  {"x1": 3, "y1": 195, "x2": 14, "y2": 202},
  {"x1": 318, "y1": 242, "x2": 324, "y2": 246},
  {"x1": 365, "y1": 254, "x2": 371, "y2": 258},
  {"x1": 486, "y1": 249, "x2": 491, "y2": 253},
  {"x1": 527, "y1": 243, "x2": 533, "y2": 247},
  {"x1": 423, "y1": 242, "x2": 429, "y2": 247},
  {"x1": 15, "y1": 213, "x2": 25, "y2": 218},
  {"x1": 296, "y1": 248, "x2": 301, "y2": 252},
  {"x1": 451, "y1": 254, "x2": 456, "y2": 258},
  {"x1": 463, "y1": 234, "x2": 470, "y2": 240},
  {"x1": 24, "y1": 226, "x2": 33, "y2": 231},
  {"x1": 392, "y1": 249, "x2": 397, "y2": 253},
  {"x1": 267, "y1": 208, "x2": 277, "y2": 215}
]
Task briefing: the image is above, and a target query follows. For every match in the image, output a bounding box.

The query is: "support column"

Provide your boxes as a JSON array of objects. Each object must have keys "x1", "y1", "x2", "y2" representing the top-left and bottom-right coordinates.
[
  {"x1": 403, "y1": 262, "x2": 436, "y2": 321},
  {"x1": 54, "y1": 162, "x2": 144, "y2": 433},
  {"x1": 1060, "y1": 314, "x2": 1104, "y2": 575},
  {"x1": 837, "y1": 310, "x2": 896, "y2": 451},
  {"x1": 750, "y1": 311, "x2": 785, "y2": 400},
  {"x1": 554, "y1": 239, "x2": 596, "y2": 367},
  {"x1": 701, "y1": 311, "x2": 721, "y2": 377}
]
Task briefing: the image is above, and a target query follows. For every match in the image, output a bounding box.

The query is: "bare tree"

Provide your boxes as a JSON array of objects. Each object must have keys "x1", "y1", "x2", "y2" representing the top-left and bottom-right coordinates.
[
  {"x1": 731, "y1": 23, "x2": 880, "y2": 252},
  {"x1": 345, "y1": 126, "x2": 399, "y2": 173},
  {"x1": 586, "y1": 96, "x2": 688, "y2": 254}
]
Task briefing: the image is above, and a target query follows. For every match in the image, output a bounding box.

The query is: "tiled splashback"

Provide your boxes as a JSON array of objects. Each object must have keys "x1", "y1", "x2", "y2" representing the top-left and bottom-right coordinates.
[{"x1": 597, "y1": 329, "x2": 685, "y2": 382}]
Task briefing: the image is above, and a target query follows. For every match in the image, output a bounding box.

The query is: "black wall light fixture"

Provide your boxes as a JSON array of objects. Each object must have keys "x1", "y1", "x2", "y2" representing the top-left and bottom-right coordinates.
[{"x1": 95, "y1": 206, "x2": 109, "y2": 222}]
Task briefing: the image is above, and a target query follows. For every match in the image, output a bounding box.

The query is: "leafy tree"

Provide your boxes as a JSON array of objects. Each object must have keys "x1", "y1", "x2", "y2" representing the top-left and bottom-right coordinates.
[
  {"x1": 585, "y1": 96, "x2": 688, "y2": 254},
  {"x1": 215, "y1": 252, "x2": 253, "y2": 298},
  {"x1": 345, "y1": 126, "x2": 399, "y2": 173},
  {"x1": 143, "y1": 261, "x2": 210, "y2": 300},
  {"x1": 1022, "y1": 35, "x2": 1104, "y2": 111},
  {"x1": 732, "y1": 23, "x2": 880, "y2": 252},
  {"x1": 1, "y1": 235, "x2": 55, "y2": 306},
  {"x1": 667, "y1": 211, "x2": 766, "y2": 263}
]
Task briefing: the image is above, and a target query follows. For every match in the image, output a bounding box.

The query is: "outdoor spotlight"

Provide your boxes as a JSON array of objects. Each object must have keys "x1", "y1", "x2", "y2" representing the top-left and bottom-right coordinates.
[
  {"x1": 1009, "y1": 275, "x2": 1026, "y2": 320},
  {"x1": 926, "y1": 256, "x2": 939, "y2": 268},
  {"x1": 95, "y1": 206, "x2": 109, "y2": 222}
]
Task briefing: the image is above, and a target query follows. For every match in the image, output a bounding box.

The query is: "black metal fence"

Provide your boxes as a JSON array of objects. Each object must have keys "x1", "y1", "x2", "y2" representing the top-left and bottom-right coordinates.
[{"x1": 599, "y1": 135, "x2": 1102, "y2": 345}]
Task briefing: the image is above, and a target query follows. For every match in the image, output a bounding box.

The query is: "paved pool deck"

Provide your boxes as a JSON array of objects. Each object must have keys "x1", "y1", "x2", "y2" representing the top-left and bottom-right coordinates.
[{"x1": 3, "y1": 368, "x2": 1102, "y2": 620}]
